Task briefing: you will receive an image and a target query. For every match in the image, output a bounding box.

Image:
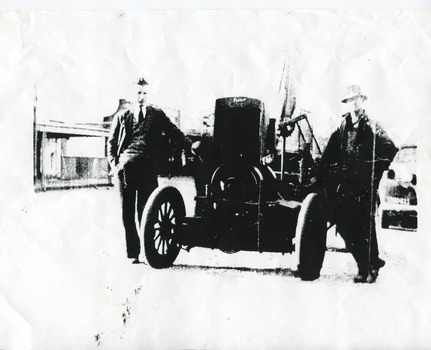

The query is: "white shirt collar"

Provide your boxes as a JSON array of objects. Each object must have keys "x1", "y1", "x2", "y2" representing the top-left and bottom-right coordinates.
[{"x1": 133, "y1": 103, "x2": 147, "y2": 123}]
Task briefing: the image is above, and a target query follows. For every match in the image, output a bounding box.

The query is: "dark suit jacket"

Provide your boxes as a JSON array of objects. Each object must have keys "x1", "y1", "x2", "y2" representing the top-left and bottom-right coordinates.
[
  {"x1": 108, "y1": 105, "x2": 184, "y2": 168},
  {"x1": 318, "y1": 113, "x2": 398, "y2": 197}
]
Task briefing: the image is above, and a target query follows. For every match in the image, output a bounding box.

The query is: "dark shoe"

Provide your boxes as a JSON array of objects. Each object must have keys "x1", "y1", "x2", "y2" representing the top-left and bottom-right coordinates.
[
  {"x1": 373, "y1": 257, "x2": 386, "y2": 269},
  {"x1": 368, "y1": 269, "x2": 378, "y2": 283},
  {"x1": 354, "y1": 271, "x2": 379, "y2": 283},
  {"x1": 127, "y1": 254, "x2": 140, "y2": 264},
  {"x1": 294, "y1": 266, "x2": 320, "y2": 281},
  {"x1": 354, "y1": 272, "x2": 369, "y2": 283},
  {"x1": 354, "y1": 265, "x2": 371, "y2": 283},
  {"x1": 353, "y1": 258, "x2": 385, "y2": 284},
  {"x1": 367, "y1": 257, "x2": 385, "y2": 283}
]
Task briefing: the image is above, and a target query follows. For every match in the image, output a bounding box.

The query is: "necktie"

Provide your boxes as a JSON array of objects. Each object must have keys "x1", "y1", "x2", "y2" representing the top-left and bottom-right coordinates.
[{"x1": 138, "y1": 105, "x2": 144, "y2": 123}]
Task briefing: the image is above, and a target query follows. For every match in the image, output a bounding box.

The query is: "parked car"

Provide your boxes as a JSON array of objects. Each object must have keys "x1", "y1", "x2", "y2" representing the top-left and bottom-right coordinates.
[{"x1": 378, "y1": 145, "x2": 417, "y2": 229}]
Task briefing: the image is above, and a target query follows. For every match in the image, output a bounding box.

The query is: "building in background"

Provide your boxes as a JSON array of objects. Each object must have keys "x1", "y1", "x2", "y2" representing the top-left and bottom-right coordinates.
[{"x1": 34, "y1": 120, "x2": 111, "y2": 191}]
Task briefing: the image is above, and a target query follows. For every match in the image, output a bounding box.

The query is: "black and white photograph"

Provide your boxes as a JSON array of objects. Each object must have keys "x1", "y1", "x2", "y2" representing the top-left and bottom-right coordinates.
[{"x1": 0, "y1": 4, "x2": 430, "y2": 349}]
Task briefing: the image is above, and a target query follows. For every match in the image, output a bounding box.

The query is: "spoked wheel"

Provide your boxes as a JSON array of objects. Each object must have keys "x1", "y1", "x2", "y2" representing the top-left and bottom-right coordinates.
[
  {"x1": 295, "y1": 193, "x2": 329, "y2": 281},
  {"x1": 140, "y1": 186, "x2": 185, "y2": 269}
]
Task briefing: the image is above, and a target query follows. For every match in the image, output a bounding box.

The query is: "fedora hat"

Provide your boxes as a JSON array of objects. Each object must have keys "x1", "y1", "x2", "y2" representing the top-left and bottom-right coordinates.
[
  {"x1": 341, "y1": 84, "x2": 367, "y2": 103},
  {"x1": 134, "y1": 77, "x2": 149, "y2": 86}
]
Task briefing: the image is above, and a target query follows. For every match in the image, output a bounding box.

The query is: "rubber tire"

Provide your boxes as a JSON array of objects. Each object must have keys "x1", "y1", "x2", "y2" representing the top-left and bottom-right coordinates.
[
  {"x1": 296, "y1": 193, "x2": 328, "y2": 281},
  {"x1": 140, "y1": 186, "x2": 185, "y2": 269}
]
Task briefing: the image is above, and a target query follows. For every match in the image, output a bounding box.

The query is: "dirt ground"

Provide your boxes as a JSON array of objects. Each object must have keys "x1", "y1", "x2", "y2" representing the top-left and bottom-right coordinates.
[{"x1": 1, "y1": 177, "x2": 430, "y2": 349}]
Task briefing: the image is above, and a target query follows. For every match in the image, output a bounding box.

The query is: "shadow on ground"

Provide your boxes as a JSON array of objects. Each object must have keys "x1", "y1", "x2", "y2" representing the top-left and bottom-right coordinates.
[{"x1": 171, "y1": 264, "x2": 298, "y2": 277}]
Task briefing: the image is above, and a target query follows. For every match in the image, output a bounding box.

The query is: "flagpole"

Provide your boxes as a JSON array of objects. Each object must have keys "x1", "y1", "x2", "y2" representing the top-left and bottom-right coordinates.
[{"x1": 278, "y1": 53, "x2": 296, "y2": 182}]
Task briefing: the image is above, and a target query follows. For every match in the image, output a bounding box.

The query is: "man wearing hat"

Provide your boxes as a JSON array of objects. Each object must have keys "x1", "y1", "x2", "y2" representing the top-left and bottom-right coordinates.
[
  {"x1": 108, "y1": 78, "x2": 185, "y2": 263},
  {"x1": 318, "y1": 84, "x2": 398, "y2": 282}
]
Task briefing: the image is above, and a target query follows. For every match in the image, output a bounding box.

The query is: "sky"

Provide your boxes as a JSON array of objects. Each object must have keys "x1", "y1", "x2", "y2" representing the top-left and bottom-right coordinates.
[{"x1": 1, "y1": 10, "x2": 430, "y2": 145}]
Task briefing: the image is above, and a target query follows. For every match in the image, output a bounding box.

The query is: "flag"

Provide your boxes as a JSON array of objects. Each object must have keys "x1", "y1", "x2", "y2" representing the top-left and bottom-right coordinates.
[{"x1": 279, "y1": 53, "x2": 296, "y2": 122}]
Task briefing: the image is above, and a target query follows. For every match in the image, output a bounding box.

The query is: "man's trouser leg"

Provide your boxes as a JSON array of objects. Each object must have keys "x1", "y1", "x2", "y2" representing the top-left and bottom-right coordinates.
[
  {"x1": 365, "y1": 197, "x2": 380, "y2": 267},
  {"x1": 119, "y1": 175, "x2": 141, "y2": 259},
  {"x1": 335, "y1": 196, "x2": 371, "y2": 273},
  {"x1": 351, "y1": 195, "x2": 381, "y2": 267},
  {"x1": 137, "y1": 177, "x2": 158, "y2": 225}
]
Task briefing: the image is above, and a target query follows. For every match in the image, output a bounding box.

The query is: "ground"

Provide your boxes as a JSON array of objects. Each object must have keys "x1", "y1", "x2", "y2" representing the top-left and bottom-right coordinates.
[{"x1": 0, "y1": 177, "x2": 430, "y2": 349}]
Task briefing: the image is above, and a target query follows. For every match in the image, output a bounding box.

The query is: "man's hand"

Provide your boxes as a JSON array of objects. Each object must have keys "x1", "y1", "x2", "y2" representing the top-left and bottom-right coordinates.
[
  {"x1": 109, "y1": 158, "x2": 120, "y2": 176},
  {"x1": 109, "y1": 164, "x2": 118, "y2": 177}
]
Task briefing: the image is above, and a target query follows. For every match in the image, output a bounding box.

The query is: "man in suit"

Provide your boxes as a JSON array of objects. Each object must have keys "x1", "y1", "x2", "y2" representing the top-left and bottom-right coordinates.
[
  {"x1": 108, "y1": 78, "x2": 184, "y2": 263},
  {"x1": 318, "y1": 85, "x2": 398, "y2": 283}
]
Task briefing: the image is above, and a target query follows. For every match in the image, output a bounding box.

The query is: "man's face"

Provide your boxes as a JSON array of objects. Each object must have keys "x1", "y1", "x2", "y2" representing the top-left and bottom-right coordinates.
[
  {"x1": 346, "y1": 96, "x2": 364, "y2": 114},
  {"x1": 136, "y1": 85, "x2": 149, "y2": 105}
]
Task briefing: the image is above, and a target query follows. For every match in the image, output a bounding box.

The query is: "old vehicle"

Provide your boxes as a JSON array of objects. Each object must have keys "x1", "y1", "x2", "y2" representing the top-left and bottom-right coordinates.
[
  {"x1": 140, "y1": 97, "x2": 325, "y2": 279},
  {"x1": 378, "y1": 145, "x2": 417, "y2": 229}
]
